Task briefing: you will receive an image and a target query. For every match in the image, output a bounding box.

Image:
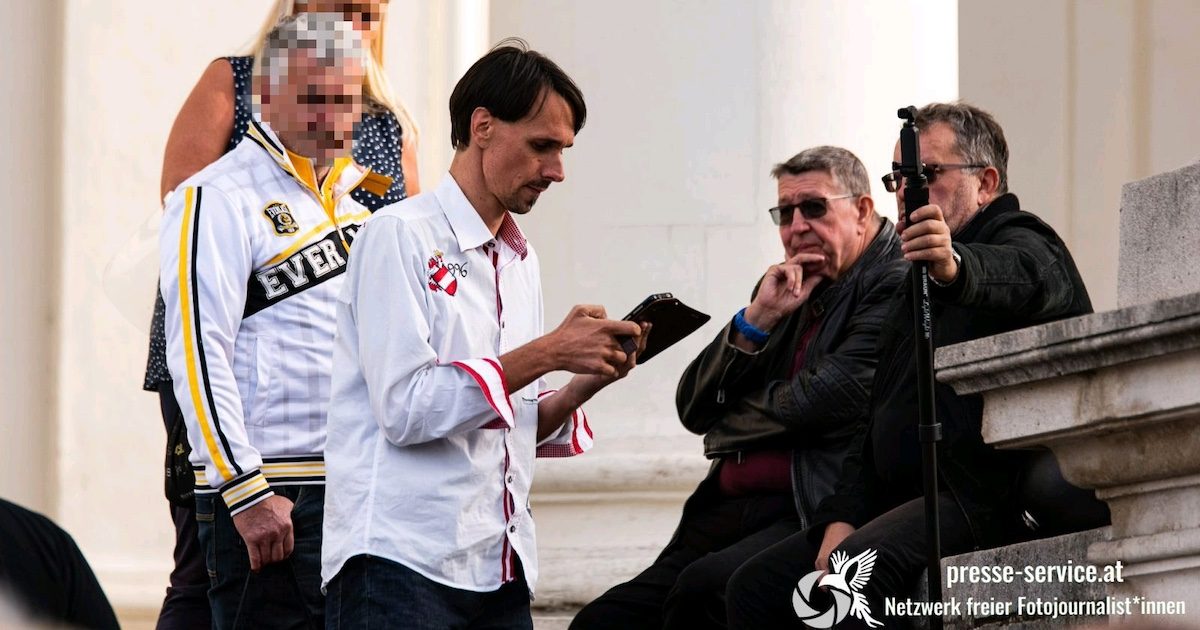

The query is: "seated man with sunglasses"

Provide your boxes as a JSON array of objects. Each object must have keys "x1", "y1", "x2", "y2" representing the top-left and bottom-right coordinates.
[
  {"x1": 572, "y1": 146, "x2": 906, "y2": 630},
  {"x1": 727, "y1": 102, "x2": 1106, "y2": 629}
]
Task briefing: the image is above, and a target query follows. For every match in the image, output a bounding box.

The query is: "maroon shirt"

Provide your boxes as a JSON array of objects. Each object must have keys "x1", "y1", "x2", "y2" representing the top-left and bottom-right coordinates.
[{"x1": 717, "y1": 317, "x2": 822, "y2": 496}]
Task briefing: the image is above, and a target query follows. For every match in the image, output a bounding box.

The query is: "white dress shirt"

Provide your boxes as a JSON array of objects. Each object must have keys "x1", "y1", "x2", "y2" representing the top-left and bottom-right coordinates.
[{"x1": 321, "y1": 173, "x2": 592, "y2": 594}]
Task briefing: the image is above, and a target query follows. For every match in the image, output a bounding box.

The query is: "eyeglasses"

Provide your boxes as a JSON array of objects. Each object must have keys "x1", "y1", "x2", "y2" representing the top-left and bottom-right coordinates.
[
  {"x1": 881, "y1": 162, "x2": 986, "y2": 193},
  {"x1": 768, "y1": 195, "x2": 856, "y2": 226}
]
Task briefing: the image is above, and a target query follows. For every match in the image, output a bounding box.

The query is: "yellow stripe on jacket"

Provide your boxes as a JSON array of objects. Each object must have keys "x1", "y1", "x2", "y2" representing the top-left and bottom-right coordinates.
[{"x1": 178, "y1": 186, "x2": 234, "y2": 480}]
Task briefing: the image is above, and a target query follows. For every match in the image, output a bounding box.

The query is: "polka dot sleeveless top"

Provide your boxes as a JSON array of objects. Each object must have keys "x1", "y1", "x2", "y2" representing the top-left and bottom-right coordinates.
[{"x1": 144, "y1": 56, "x2": 409, "y2": 389}]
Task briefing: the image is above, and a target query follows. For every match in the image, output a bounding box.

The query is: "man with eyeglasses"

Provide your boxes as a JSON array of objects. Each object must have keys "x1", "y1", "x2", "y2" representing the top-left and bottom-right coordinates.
[
  {"x1": 573, "y1": 146, "x2": 907, "y2": 630},
  {"x1": 727, "y1": 102, "x2": 1105, "y2": 629}
]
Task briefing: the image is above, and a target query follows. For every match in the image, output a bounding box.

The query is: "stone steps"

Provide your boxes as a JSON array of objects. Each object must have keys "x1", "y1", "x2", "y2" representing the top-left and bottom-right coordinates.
[
  {"x1": 913, "y1": 528, "x2": 1111, "y2": 629},
  {"x1": 533, "y1": 613, "x2": 575, "y2": 629}
]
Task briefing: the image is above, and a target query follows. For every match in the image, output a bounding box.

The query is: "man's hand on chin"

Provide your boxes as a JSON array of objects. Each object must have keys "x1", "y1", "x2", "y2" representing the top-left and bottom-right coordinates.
[{"x1": 747, "y1": 252, "x2": 827, "y2": 331}]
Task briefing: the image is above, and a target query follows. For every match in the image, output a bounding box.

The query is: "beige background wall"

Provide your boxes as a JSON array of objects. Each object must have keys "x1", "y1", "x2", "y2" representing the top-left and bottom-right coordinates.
[
  {"x1": 960, "y1": 0, "x2": 1200, "y2": 312},
  {"x1": 1, "y1": 0, "x2": 1197, "y2": 623}
]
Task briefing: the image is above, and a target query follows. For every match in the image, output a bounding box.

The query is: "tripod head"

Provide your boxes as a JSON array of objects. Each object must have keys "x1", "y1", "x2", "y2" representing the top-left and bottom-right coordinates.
[{"x1": 897, "y1": 106, "x2": 929, "y2": 222}]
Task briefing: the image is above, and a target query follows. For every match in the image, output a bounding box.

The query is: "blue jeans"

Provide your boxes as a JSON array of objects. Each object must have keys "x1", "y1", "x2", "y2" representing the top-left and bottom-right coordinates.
[
  {"x1": 194, "y1": 485, "x2": 324, "y2": 630},
  {"x1": 325, "y1": 554, "x2": 534, "y2": 630}
]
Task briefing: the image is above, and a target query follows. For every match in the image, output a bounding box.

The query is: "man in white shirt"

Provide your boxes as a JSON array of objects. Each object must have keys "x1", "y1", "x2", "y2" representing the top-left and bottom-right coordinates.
[{"x1": 322, "y1": 41, "x2": 647, "y2": 628}]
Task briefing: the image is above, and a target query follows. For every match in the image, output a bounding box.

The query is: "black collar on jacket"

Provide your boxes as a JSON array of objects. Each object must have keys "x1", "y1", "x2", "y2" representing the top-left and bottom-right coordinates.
[{"x1": 955, "y1": 192, "x2": 1020, "y2": 243}]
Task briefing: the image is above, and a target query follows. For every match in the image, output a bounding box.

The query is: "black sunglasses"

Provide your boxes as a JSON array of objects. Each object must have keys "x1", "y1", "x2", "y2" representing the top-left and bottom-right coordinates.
[
  {"x1": 881, "y1": 162, "x2": 986, "y2": 193},
  {"x1": 768, "y1": 195, "x2": 856, "y2": 226}
]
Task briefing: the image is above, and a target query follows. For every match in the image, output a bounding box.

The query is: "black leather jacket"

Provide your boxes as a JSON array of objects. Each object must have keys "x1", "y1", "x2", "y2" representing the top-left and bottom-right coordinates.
[
  {"x1": 675, "y1": 217, "x2": 906, "y2": 527},
  {"x1": 812, "y1": 193, "x2": 1093, "y2": 548}
]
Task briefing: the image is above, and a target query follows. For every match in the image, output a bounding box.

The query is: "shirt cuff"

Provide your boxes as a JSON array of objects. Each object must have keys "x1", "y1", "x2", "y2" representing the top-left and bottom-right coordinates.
[
  {"x1": 450, "y1": 358, "x2": 515, "y2": 429},
  {"x1": 220, "y1": 469, "x2": 274, "y2": 516},
  {"x1": 535, "y1": 389, "x2": 594, "y2": 457}
]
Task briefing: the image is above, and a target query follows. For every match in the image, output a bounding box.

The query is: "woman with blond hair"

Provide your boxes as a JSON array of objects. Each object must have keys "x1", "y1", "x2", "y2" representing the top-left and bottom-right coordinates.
[{"x1": 146, "y1": 2, "x2": 418, "y2": 627}]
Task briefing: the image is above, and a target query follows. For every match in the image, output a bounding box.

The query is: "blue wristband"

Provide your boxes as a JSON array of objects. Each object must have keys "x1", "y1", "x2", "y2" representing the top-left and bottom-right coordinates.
[{"x1": 733, "y1": 307, "x2": 770, "y2": 345}]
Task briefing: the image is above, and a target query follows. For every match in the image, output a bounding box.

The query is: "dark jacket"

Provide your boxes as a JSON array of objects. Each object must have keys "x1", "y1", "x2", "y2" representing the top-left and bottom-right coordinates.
[
  {"x1": 812, "y1": 193, "x2": 1093, "y2": 548},
  {"x1": 675, "y1": 217, "x2": 906, "y2": 527}
]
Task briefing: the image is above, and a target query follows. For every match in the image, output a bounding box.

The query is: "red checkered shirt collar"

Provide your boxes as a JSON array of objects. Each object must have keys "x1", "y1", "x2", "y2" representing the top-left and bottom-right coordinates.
[
  {"x1": 496, "y1": 213, "x2": 528, "y2": 260},
  {"x1": 435, "y1": 173, "x2": 529, "y2": 260}
]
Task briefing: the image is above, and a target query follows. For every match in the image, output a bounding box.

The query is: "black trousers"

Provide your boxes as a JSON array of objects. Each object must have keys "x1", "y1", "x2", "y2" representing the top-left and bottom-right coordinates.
[
  {"x1": 1017, "y1": 448, "x2": 1110, "y2": 536},
  {"x1": 155, "y1": 383, "x2": 211, "y2": 630},
  {"x1": 571, "y1": 488, "x2": 800, "y2": 630},
  {"x1": 726, "y1": 493, "x2": 974, "y2": 630}
]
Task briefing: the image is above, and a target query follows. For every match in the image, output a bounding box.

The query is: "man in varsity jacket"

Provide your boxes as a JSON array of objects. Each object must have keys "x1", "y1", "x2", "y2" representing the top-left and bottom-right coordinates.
[{"x1": 158, "y1": 15, "x2": 388, "y2": 628}]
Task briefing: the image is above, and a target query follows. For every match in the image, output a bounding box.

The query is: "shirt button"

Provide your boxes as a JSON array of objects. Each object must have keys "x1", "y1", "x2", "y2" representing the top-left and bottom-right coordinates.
[
  {"x1": 509, "y1": 525, "x2": 517, "y2": 533},
  {"x1": 506, "y1": 475, "x2": 514, "y2": 484},
  {"x1": 501, "y1": 321, "x2": 506, "y2": 329}
]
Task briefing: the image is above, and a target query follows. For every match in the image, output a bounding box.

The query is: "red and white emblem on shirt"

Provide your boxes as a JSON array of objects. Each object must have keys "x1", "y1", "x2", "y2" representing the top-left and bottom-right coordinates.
[{"x1": 427, "y1": 249, "x2": 458, "y2": 296}]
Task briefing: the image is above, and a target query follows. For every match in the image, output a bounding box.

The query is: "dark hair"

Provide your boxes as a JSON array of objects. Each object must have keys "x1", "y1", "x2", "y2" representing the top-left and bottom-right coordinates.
[
  {"x1": 449, "y1": 38, "x2": 587, "y2": 149},
  {"x1": 915, "y1": 102, "x2": 1010, "y2": 195}
]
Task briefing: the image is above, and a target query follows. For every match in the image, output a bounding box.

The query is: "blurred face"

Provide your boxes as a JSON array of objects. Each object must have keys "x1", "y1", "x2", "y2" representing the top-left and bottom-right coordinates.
[
  {"x1": 893, "y1": 122, "x2": 982, "y2": 235},
  {"x1": 776, "y1": 171, "x2": 870, "y2": 281},
  {"x1": 480, "y1": 89, "x2": 574, "y2": 215},
  {"x1": 298, "y1": 0, "x2": 387, "y2": 44},
  {"x1": 261, "y1": 49, "x2": 365, "y2": 164}
]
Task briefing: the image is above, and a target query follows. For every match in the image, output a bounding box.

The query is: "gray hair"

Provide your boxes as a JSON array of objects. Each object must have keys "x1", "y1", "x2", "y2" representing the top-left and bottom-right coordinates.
[
  {"x1": 254, "y1": 13, "x2": 364, "y2": 99},
  {"x1": 770, "y1": 146, "x2": 872, "y2": 196},
  {"x1": 915, "y1": 102, "x2": 1010, "y2": 195}
]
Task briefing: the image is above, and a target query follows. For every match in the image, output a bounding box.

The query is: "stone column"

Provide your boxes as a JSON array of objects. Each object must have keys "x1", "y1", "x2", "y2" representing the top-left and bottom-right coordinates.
[
  {"x1": 387, "y1": 0, "x2": 490, "y2": 191},
  {"x1": 0, "y1": 1, "x2": 62, "y2": 514}
]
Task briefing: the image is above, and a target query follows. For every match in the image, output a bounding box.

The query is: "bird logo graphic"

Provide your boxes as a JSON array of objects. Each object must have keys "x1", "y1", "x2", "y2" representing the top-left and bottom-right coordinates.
[
  {"x1": 792, "y1": 548, "x2": 883, "y2": 628},
  {"x1": 820, "y1": 549, "x2": 884, "y2": 627}
]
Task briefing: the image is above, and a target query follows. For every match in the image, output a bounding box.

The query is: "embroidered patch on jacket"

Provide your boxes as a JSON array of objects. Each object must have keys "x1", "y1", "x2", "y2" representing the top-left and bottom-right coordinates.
[
  {"x1": 263, "y1": 201, "x2": 300, "y2": 235},
  {"x1": 427, "y1": 249, "x2": 460, "y2": 296}
]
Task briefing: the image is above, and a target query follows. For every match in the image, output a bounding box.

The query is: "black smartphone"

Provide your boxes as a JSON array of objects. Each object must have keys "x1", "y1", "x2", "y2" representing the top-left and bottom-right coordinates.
[
  {"x1": 619, "y1": 293, "x2": 674, "y2": 353},
  {"x1": 623, "y1": 293, "x2": 676, "y2": 322},
  {"x1": 617, "y1": 293, "x2": 710, "y2": 364}
]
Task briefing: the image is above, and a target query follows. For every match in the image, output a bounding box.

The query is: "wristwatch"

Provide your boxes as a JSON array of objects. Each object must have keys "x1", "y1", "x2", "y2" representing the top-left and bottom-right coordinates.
[{"x1": 931, "y1": 246, "x2": 962, "y2": 287}]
